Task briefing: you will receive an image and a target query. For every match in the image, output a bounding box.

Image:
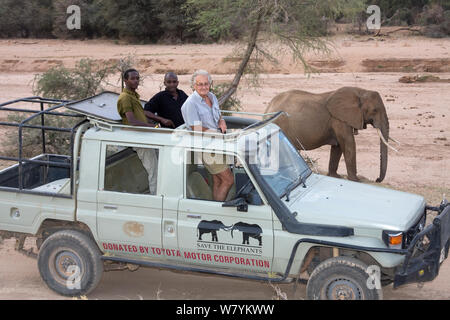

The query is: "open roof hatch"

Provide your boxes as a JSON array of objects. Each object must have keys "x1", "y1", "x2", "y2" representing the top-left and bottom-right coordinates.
[{"x1": 65, "y1": 91, "x2": 147, "y2": 123}]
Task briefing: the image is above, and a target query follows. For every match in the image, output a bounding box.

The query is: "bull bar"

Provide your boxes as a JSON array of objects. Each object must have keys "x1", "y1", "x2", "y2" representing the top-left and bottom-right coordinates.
[{"x1": 394, "y1": 200, "x2": 450, "y2": 288}]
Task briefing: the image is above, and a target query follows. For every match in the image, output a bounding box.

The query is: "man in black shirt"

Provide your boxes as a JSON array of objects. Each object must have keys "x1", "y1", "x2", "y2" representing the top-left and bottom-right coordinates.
[{"x1": 144, "y1": 72, "x2": 188, "y2": 128}]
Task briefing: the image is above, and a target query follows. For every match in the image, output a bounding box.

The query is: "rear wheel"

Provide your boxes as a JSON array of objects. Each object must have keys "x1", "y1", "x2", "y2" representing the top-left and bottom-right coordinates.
[
  {"x1": 306, "y1": 256, "x2": 383, "y2": 300},
  {"x1": 37, "y1": 230, "x2": 103, "y2": 296}
]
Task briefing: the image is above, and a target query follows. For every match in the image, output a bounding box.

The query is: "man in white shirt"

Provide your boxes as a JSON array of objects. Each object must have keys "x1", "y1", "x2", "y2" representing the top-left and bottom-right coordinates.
[{"x1": 181, "y1": 70, "x2": 234, "y2": 201}]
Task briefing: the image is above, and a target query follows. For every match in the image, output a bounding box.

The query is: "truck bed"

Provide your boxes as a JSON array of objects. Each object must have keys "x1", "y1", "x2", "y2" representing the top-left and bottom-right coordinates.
[{"x1": 0, "y1": 154, "x2": 72, "y2": 195}]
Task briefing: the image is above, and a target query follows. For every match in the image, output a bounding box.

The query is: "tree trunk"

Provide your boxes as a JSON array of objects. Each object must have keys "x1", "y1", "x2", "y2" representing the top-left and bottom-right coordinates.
[{"x1": 218, "y1": 12, "x2": 263, "y2": 106}]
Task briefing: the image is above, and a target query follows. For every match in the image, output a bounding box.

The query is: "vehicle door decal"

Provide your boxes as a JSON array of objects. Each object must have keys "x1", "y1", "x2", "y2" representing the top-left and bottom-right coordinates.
[
  {"x1": 196, "y1": 220, "x2": 264, "y2": 256},
  {"x1": 197, "y1": 220, "x2": 232, "y2": 242},
  {"x1": 231, "y1": 222, "x2": 263, "y2": 246}
]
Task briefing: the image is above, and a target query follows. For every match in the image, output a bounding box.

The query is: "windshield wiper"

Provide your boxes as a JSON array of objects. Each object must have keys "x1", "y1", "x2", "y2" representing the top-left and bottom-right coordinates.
[{"x1": 283, "y1": 175, "x2": 306, "y2": 202}]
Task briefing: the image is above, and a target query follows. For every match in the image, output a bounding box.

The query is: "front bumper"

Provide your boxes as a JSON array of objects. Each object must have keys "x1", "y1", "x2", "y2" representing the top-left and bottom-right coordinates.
[{"x1": 394, "y1": 201, "x2": 450, "y2": 288}]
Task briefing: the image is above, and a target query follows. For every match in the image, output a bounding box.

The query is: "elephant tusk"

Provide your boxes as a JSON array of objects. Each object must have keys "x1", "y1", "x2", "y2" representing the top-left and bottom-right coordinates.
[
  {"x1": 377, "y1": 128, "x2": 399, "y2": 153},
  {"x1": 389, "y1": 136, "x2": 401, "y2": 145}
]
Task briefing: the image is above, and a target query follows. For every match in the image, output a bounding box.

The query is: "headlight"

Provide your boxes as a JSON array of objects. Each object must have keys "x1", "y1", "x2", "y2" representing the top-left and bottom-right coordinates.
[
  {"x1": 383, "y1": 230, "x2": 404, "y2": 249},
  {"x1": 405, "y1": 212, "x2": 427, "y2": 246}
]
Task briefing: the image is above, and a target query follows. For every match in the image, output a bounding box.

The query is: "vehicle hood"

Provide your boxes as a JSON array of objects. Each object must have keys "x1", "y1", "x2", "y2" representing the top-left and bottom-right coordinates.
[{"x1": 286, "y1": 174, "x2": 426, "y2": 232}]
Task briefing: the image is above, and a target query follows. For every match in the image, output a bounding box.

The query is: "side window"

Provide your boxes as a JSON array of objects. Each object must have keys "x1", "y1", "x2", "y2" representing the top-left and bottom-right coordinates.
[
  {"x1": 185, "y1": 151, "x2": 262, "y2": 205},
  {"x1": 185, "y1": 151, "x2": 216, "y2": 201},
  {"x1": 104, "y1": 145, "x2": 159, "y2": 195}
]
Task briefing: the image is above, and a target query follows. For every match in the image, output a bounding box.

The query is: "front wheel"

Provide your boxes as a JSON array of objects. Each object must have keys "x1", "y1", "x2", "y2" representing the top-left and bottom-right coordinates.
[
  {"x1": 37, "y1": 230, "x2": 104, "y2": 296},
  {"x1": 306, "y1": 256, "x2": 383, "y2": 300}
]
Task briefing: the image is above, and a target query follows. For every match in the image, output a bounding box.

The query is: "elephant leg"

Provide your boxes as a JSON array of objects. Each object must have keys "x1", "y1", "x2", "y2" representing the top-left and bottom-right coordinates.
[
  {"x1": 328, "y1": 145, "x2": 343, "y2": 178},
  {"x1": 250, "y1": 235, "x2": 261, "y2": 246},
  {"x1": 212, "y1": 231, "x2": 218, "y2": 242},
  {"x1": 332, "y1": 120, "x2": 359, "y2": 182},
  {"x1": 342, "y1": 137, "x2": 359, "y2": 182}
]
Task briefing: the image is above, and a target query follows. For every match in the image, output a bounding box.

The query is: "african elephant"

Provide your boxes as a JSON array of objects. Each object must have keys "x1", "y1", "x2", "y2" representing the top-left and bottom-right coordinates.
[
  {"x1": 197, "y1": 220, "x2": 231, "y2": 242},
  {"x1": 265, "y1": 87, "x2": 395, "y2": 182},
  {"x1": 231, "y1": 222, "x2": 263, "y2": 246}
]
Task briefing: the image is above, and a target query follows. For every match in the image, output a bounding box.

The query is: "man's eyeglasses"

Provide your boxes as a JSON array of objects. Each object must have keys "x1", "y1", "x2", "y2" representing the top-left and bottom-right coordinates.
[
  {"x1": 195, "y1": 82, "x2": 210, "y2": 87},
  {"x1": 165, "y1": 80, "x2": 178, "y2": 84}
]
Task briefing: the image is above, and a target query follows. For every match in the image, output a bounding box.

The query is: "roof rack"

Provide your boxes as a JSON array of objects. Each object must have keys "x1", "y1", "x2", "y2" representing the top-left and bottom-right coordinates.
[
  {"x1": 64, "y1": 91, "x2": 285, "y2": 133},
  {"x1": 0, "y1": 92, "x2": 286, "y2": 197},
  {"x1": 87, "y1": 110, "x2": 285, "y2": 142},
  {"x1": 0, "y1": 96, "x2": 86, "y2": 197},
  {"x1": 65, "y1": 91, "x2": 285, "y2": 138}
]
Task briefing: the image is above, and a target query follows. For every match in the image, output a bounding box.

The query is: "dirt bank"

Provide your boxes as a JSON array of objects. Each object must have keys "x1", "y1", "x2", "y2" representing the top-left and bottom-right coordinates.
[{"x1": 0, "y1": 35, "x2": 448, "y2": 75}]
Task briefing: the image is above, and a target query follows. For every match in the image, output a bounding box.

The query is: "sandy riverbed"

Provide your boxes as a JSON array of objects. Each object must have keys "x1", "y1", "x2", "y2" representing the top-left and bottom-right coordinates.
[{"x1": 0, "y1": 33, "x2": 449, "y2": 299}]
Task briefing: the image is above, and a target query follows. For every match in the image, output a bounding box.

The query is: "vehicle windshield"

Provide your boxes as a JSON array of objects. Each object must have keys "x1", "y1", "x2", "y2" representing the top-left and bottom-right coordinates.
[{"x1": 243, "y1": 129, "x2": 312, "y2": 198}]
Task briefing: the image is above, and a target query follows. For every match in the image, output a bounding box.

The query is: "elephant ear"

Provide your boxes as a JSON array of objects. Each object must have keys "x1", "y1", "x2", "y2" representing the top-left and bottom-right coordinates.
[{"x1": 325, "y1": 88, "x2": 364, "y2": 130}]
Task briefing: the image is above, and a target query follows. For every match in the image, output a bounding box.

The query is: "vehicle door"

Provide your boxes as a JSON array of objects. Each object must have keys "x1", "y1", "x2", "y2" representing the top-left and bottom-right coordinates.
[
  {"x1": 96, "y1": 142, "x2": 163, "y2": 260},
  {"x1": 177, "y1": 150, "x2": 274, "y2": 273}
]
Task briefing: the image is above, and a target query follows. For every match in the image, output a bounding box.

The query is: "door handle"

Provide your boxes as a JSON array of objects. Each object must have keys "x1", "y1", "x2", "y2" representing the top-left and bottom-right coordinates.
[
  {"x1": 103, "y1": 205, "x2": 118, "y2": 210},
  {"x1": 187, "y1": 214, "x2": 201, "y2": 219}
]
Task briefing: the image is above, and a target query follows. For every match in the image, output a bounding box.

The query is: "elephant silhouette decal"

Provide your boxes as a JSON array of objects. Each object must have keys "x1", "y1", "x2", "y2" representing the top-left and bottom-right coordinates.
[
  {"x1": 197, "y1": 220, "x2": 232, "y2": 242},
  {"x1": 231, "y1": 222, "x2": 263, "y2": 246}
]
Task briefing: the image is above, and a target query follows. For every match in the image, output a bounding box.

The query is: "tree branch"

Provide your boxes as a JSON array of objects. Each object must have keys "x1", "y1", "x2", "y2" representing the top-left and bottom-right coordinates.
[{"x1": 218, "y1": 10, "x2": 264, "y2": 106}]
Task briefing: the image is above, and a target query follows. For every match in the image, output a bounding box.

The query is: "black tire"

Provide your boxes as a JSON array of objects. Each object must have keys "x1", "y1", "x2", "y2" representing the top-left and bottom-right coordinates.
[
  {"x1": 37, "y1": 230, "x2": 103, "y2": 296},
  {"x1": 306, "y1": 256, "x2": 383, "y2": 300}
]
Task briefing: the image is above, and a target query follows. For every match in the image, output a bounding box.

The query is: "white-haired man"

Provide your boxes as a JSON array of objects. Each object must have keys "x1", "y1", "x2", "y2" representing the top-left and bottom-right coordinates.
[{"x1": 181, "y1": 70, "x2": 234, "y2": 201}]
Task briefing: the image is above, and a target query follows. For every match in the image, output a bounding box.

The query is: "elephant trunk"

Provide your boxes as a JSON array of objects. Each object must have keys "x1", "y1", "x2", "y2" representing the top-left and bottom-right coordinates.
[
  {"x1": 222, "y1": 224, "x2": 233, "y2": 231},
  {"x1": 376, "y1": 119, "x2": 389, "y2": 183}
]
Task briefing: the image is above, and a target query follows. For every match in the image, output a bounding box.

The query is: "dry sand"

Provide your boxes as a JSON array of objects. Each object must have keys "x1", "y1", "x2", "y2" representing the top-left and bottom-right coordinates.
[{"x1": 0, "y1": 33, "x2": 449, "y2": 300}]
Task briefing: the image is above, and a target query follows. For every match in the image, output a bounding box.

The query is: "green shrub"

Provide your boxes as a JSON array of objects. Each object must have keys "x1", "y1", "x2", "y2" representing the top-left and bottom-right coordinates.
[
  {"x1": 4, "y1": 58, "x2": 117, "y2": 159},
  {"x1": 32, "y1": 58, "x2": 115, "y2": 100},
  {"x1": 3, "y1": 112, "x2": 80, "y2": 158}
]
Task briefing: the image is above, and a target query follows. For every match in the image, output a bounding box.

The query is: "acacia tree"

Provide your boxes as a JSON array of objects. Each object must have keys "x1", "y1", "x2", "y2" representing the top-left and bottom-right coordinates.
[{"x1": 185, "y1": 0, "x2": 364, "y2": 105}]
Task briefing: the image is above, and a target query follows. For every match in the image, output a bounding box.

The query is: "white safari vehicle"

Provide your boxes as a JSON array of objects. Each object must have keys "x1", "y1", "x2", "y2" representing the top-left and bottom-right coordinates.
[{"x1": 0, "y1": 92, "x2": 448, "y2": 300}]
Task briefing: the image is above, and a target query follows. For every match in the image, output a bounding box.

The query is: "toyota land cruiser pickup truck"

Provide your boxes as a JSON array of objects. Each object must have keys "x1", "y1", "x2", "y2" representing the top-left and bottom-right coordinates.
[{"x1": 0, "y1": 92, "x2": 448, "y2": 300}]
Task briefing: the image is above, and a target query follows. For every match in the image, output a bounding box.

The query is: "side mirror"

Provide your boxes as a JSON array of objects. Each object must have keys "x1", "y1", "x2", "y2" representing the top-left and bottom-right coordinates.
[{"x1": 222, "y1": 197, "x2": 248, "y2": 212}]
